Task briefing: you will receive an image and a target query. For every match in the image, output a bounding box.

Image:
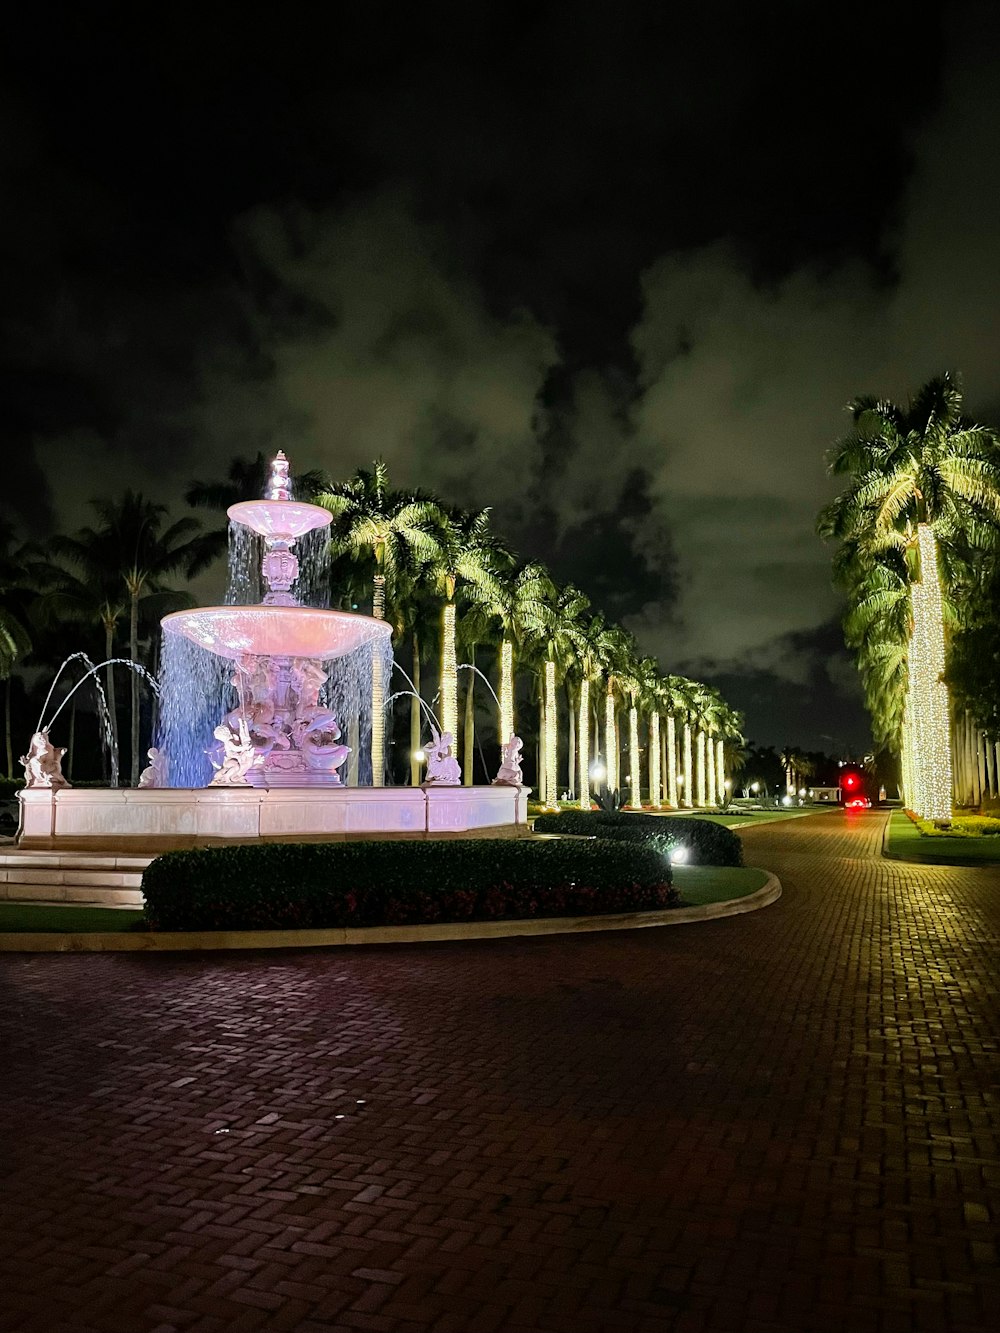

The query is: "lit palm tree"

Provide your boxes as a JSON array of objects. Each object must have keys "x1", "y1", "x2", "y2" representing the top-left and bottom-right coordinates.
[
  {"x1": 474, "y1": 561, "x2": 552, "y2": 751},
  {"x1": 571, "y1": 612, "x2": 617, "y2": 808},
  {"x1": 317, "y1": 460, "x2": 443, "y2": 785},
  {"x1": 819, "y1": 372, "x2": 1000, "y2": 817}
]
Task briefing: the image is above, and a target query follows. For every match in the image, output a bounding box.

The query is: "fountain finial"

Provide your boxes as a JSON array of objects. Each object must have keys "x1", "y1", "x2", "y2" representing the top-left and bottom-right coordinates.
[{"x1": 266, "y1": 451, "x2": 292, "y2": 501}]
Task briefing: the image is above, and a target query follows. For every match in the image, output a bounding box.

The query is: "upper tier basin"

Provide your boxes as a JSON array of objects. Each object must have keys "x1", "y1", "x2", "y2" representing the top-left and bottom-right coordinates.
[
  {"x1": 228, "y1": 498, "x2": 332, "y2": 539},
  {"x1": 162, "y1": 606, "x2": 390, "y2": 660}
]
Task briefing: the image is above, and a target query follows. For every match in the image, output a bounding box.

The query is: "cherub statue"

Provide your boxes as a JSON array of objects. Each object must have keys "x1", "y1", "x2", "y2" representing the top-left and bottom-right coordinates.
[
  {"x1": 208, "y1": 717, "x2": 256, "y2": 786},
  {"x1": 423, "y1": 727, "x2": 461, "y2": 785},
  {"x1": 138, "y1": 746, "x2": 168, "y2": 788},
  {"x1": 20, "y1": 730, "x2": 71, "y2": 789},
  {"x1": 493, "y1": 734, "x2": 524, "y2": 787}
]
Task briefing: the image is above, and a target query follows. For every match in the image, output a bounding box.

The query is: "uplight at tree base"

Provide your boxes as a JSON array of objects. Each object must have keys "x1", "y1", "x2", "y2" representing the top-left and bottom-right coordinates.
[
  {"x1": 907, "y1": 524, "x2": 953, "y2": 821},
  {"x1": 605, "y1": 690, "x2": 617, "y2": 792},
  {"x1": 628, "y1": 707, "x2": 641, "y2": 808},
  {"x1": 649, "y1": 712, "x2": 661, "y2": 809}
]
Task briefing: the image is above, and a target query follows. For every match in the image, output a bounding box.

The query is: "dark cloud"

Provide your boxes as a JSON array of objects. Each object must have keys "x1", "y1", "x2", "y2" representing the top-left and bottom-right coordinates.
[{"x1": 0, "y1": 0, "x2": 992, "y2": 754}]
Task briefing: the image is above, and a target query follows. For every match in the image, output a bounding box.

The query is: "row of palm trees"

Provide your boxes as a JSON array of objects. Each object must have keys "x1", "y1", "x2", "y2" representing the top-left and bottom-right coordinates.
[
  {"x1": 0, "y1": 456, "x2": 746, "y2": 802},
  {"x1": 818, "y1": 372, "x2": 1000, "y2": 817},
  {"x1": 310, "y1": 460, "x2": 745, "y2": 805}
]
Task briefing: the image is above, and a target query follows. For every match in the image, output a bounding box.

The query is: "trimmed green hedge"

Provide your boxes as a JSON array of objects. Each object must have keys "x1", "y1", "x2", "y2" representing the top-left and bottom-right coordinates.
[
  {"x1": 141, "y1": 837, "x2": 676, "y2": 931},
  {"x1": 532, "y1": 810, "x2": 743, "y2": 867}
]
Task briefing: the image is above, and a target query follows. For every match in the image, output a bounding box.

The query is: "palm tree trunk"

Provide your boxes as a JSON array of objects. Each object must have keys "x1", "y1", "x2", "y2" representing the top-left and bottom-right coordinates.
[
  {"x1": 371, "y1": 571, "x2": 386, "y2": 787},
  {"x1": 628, "y1": 705, "x2": 641, "y2": 808},
  {"x1": 537, "y1": 690, "x2": 545, "y2": 802},
  {"x1": 4, "y1": 676, "x2": 12, "y2": 779},
  {"x1": 604, "y1": 687, "x2": 616, "y2": 792},
  {"x1": 463, "y1": 658, "x2": 476, "y2": 786},
  {"x1": 566, "y1": 680, "x2": 576, "y2": 800},
  {"x1": 682, "y1": 721, "x2": 693, "y2": 807},
  {"x1": 544, "y1": 659, "x2": 557, "y2": 807},
  {"x1": 666, "y1": 714, "x2": 677, "y2": 806},
  {"x1": 104, "y1": 621, "x2": 119, "y2": 786},
  {"x1": 67, "y1": 695, "x2": 77, "y2": 782},
  {"x1": 440, "y1": 601, "x2": 458, "y2": 740},
  {"x1": 649, "y1": 712, "x2": 660, "y2": 809},
  {"x1": 577, "y1": 677, "x2": 589, "y2": 809},
  {"x1": 987, "y1": 737, "x2": 998, "y2": 801},
  {"x1": 499, "y1": 639, "x2": 514, "y2": 745},
  {"x1": 130, "y1": 593, "x2": 140, "y2": 786},
  {"x1": 410, "y1": 631, "x2": 422, "y2": 786}
]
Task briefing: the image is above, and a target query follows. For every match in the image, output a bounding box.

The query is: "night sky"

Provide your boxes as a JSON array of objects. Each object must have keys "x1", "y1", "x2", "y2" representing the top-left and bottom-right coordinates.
[{"x1": 4, "y1": 0, "x2": 998, "y2": 753}]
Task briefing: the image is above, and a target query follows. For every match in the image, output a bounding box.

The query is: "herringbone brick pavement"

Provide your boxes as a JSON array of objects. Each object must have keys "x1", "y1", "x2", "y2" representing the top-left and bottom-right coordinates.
[{"x1": 2, "y1": 810, "x2": 999, "y2": 1332}]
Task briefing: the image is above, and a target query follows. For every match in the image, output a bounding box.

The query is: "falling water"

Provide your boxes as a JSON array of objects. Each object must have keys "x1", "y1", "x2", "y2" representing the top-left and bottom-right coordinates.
[
  {"x1": 156, "y1": 633, "x2": 234, "y2": 787},
  {"x1": 226, "y1": 521, "x2": 263, "y2": 605},
  {"x1": 294, "y1": 526, "x2": 331, "y2": 609}
]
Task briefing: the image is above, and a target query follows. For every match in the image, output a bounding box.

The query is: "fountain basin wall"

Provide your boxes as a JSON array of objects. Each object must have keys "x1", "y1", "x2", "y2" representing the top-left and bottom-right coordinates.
[{"x1": 18, "y1": 785, "x2": 530, "y2": 850}]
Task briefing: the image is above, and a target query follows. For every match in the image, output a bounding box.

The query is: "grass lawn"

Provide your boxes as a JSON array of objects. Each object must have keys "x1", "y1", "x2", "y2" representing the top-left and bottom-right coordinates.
[
  {"x1": 671, "y1": 865, "x2": 770, "y2": 905},
  {"x1": 657, "y1": 808, "x2": 823, "y2": 828},
  {"x1": 0, "y1": 903, "x2": 145, "y2": 933},
  {"x1": 884, "y1": 809, "x2": 1000, "y2": 866}
]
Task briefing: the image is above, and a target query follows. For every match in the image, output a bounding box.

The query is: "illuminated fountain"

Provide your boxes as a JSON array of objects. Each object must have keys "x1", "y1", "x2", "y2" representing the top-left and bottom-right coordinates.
[
  {"x1": 17, "y1": 452, "x2": 528, "y2": 849},
  {"x1": 158, "y1": 452, "x2": 390, "y2": 788}
]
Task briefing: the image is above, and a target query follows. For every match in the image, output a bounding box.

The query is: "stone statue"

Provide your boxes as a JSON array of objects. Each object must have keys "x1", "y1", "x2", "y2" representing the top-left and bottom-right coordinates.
[
  {"x1": 138, "y1": 746, "x2": 168, "y2": 788},
  {"x1": 493, "y1": 734, "x2": 524, "y2": 787},
  {"x1": 20, "y1": 730, "x2": 71, "y2": 789},
  {"x1": 208, "y1": 718, "x2": 256, "y2": 786},
  {"x1": 423, "y1": 727, "x2": 461, "y2": 786}
]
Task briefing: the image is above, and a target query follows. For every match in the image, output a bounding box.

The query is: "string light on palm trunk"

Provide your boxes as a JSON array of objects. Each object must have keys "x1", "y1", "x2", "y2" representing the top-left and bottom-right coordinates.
[
  {"x1": 371, "y1": 573, "x2": 386, "y2": 787},
  {"x1": 578, "y1": 678, "x2": 590, "y2": 809},
  {"x1": 499, "y1": 639, "x2": 514, "y2": 746},
  {"x1": 667, "y1": 713, "x2": 677, "y2": 806},
  {"x1": 696, "y1": 729, "x2": 707, "y2": 806},
  {"x1": 545, "y1": 659, "x2": 558, "y2": 809},
  {"x1": 908, "y1": 524, "x2": 953, "y2": 821},
  {"x1": 605, "y1": 689, "x2": 617, "y2": 792},
  {"x1": 649, "y1": 712, "x2": 661, "y2": 809},
  {"x1": 441, "y1": 602, "x2": 458, "y2": 740},
  {"x1": 629, "y1": 706, "x2": 641, "y2": 808}
]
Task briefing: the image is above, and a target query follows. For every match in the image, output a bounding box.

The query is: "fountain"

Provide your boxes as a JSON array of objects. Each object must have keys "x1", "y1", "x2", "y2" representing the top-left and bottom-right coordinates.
[{"x1": 16, "y1": 452, "x2": 529, "y2": 850}]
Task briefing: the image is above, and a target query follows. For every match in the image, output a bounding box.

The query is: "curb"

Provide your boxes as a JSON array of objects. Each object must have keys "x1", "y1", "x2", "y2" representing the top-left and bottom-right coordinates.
[{"x1": 0, "y1": 873, "x2": 781, "y2": 952}]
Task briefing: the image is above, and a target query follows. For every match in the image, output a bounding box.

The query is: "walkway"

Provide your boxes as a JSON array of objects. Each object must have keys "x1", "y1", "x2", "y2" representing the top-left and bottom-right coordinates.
[{"x1": 2, "y1": 810, "x2": 999, "y2": 1332}]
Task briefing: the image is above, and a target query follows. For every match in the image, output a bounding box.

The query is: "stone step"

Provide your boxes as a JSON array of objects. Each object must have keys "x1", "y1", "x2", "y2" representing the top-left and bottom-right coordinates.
[
  {"x1": 0, "y1": 882, "x2": 144, "y2": 907},
  {"x1": 0, "y1": 851, "x2": 152, "y2": 870},
  {"x1": 0, "y1": 866, "x2": 145, "y2": 888}
]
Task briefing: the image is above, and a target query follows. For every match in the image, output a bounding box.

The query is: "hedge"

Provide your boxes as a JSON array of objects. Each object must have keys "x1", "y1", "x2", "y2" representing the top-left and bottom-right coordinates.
[
  {"x1": 141, "y1": 837, "x2": 676, "y2": 931},
  {"x1": 532, "y1": 810, "x2": 743, "y2": 867}
]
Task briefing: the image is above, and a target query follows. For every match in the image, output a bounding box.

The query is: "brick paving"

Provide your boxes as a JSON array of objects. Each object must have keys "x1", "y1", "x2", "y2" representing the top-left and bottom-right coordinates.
[{"x1": 2, "y1": 809, "x2": 999, "y2": 1332}]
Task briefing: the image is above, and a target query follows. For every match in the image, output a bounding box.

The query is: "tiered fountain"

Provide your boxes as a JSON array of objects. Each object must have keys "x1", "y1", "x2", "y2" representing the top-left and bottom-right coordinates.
[{"x1": 17, "y1": 453, "x2": 528, "y2": 849}]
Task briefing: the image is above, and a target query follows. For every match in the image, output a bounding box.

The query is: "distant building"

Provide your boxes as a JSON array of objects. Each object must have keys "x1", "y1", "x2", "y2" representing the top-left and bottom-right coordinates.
[{"x1": 809, "y1": 786, "x2": 840, "y2": 802}]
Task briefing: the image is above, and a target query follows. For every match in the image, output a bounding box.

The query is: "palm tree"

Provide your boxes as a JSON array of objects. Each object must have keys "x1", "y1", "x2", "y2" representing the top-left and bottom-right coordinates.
[
  {"x1": 473, "y1": 561, "x2": 552, "y2": 752},
  {"x1": 0, "y1": 523, "x2": 35, "y2": 777},
  {"x1": 427, "y1": 507, "x2": 510, "y2": 749},
  {"x1": 566, "y1": 612, "x2": 616, "y2": 809},
  {"x1": 316, "y1": 461, "x2": 443, "y2": 785},
  {"x1": 538, "y1": 583, "x2": 589, "y2": 807},
  {"x1": 599, "y1": 627, "x2": 638, "y2": 798},
  {"x1": 819, "y1": 373, "x2": 1000, "y2": 818}
]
